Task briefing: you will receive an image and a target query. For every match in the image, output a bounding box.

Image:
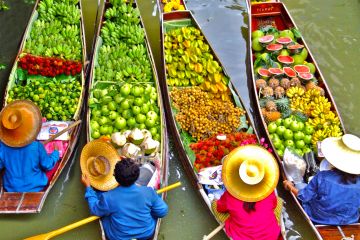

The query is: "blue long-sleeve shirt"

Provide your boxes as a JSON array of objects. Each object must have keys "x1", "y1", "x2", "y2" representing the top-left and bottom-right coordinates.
[
  {"x1": 298, "y1": 170, "x2": 360, "y2": 225},
  {"x1": 0, "y1": 141, "x2": 59, "y2": 192},
  {"x1": 85, "y1": 184, "x2": 168, "y2": 240}
]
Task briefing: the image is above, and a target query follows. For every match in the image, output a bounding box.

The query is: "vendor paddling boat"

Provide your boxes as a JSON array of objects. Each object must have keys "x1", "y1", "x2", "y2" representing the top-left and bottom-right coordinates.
[
  {"x1": 247, "y1": 2, "x2": 359, "y2": 239},
  {"x1": 160, "y1": 10, "x2": 286, "y2": 238},
  {"x1": 85, "y1": 0, "x2": 168, "y2": 239},
  {"x1": 0, "y1": 0, "x2": 86, "y2": 214}
]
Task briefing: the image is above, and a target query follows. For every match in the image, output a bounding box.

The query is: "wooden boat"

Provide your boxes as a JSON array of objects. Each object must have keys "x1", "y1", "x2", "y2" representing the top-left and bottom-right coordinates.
[
  {"x1": 85, "y1": 1, "x2": 168, "y2": 239},
  {"x1": 247, "y1": 2, "x2": 360, "y2": 239},
  {"x1": 160, "y1": 10, "x2": 286, "y2": 238},
  {"x1": 0, "y1": 0, "x2": 87, "y2": 214},
  {"x1": 157, "y1": 0, "x2": 187, "y2": 14}
]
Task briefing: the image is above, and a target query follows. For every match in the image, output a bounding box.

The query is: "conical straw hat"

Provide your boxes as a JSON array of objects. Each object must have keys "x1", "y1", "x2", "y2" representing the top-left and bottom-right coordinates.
[
  {"x1": 80, "y1": 140, "x2": 120, "y2": 191},
  {"x1": 321, "y1": 134, "x2": 360, "y2": 175},
  {"x1": 0, "y1": 100, "x2": 42, "y2": 147},
  {"x1": 222, "y1": 145, "x2": 279, "y2": 202}
]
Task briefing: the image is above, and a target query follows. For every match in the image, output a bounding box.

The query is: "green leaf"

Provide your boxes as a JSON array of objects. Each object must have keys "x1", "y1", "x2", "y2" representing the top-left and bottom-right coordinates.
[
  {"x1": 16, "y1": 68, "x2": 26, "y2": 81},
  {"x1": 260, "y1": 25, "x2": 278, "y2": 35},
  {"x1": 0, "y1": 64, "x2": 6, "y2": 70},
  {"x1": 291, "y1": 28, "x2": 302, "y2": 39}
]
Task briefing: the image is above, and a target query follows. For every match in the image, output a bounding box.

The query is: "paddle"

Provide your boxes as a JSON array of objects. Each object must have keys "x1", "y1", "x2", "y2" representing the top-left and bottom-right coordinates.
[
  {"x1": 42, "y1": 120, "x2": 82, "y2": 145},
  {"x1": 202, "y1": 223, "x2": 225, "y2": 240},
  {"x1": 24, "y1": 181, "x2": 182, "y2": 240}
]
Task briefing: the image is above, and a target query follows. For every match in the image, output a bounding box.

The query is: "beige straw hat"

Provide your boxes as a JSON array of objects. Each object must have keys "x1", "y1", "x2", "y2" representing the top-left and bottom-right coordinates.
[
  {"x1": 0, "y1": 100, "x2": 42, "y2": 147},
  {"x1": 222, "y1": 145, "x2": 279, "y2": 202},
  {"x1": 80, "y1": 140, "x2": 121, "y2": 191},
  {"x1": 321, "y1": 134, "x2": 360, "y2": 175}
]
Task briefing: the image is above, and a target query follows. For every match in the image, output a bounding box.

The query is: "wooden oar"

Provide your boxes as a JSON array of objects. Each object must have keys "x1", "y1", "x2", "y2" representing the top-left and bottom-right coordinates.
[
  {"x1": 42, "y1": 120, "x2": 81, "y2": 145},
  {"x1": 24, "y1": 181, "x2": 182, "y2": 240},
  {"x1": 203, "y1": 223, "x2": 225, "y2": 240}
]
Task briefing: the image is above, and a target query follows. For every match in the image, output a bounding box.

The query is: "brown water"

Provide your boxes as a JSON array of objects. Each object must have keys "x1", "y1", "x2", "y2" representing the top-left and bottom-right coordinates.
[{"x1": 0, "y1": 0, "x2": 359, "y2": 239}]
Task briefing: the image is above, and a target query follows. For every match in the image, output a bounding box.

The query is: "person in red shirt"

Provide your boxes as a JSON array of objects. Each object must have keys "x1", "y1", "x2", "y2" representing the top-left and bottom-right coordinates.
[{"x1": 217, "y1": 145, "x2": 281, "y2": 240}]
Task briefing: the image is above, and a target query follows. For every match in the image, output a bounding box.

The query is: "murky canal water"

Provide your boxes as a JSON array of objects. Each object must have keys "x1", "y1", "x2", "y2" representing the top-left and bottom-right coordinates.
[{"x1": 0, "y1": 0, "x2": 359, "y2": 239}]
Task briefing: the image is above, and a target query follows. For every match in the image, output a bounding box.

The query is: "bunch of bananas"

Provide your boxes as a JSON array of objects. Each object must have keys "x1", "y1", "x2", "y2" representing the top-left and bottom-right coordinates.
[
  {"x1": 25, "y1": 20, "x2": 81, "y2": 60},
  {"x1": 286, "y1": 86, "x2": 305, "y2": 98},
  {"x1": 164, "y1": 26, "x2": 229, "y2": 98},
  {"x1": 101, "y1": 22, "x2": 145, "y2": 46},
  {"x1": 105, "y1": 2, "x2": 140, "y2": 25},
  {"x1": 162, "y1": 0, "x2": 185, "y2": 12},
  {"x1": 38, "y1": 0, "x2": 80, "y2": 25},
  {"x1": 311, "y1": 125, "x2": 343, "y2": 146}
]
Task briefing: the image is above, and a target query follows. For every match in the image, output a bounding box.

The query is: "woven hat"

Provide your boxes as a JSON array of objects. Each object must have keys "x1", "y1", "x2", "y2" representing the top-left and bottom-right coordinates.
[
  {"x1": 0, "y1": 100, "x2": 42, "y2": 147},
  {"x1": 321, "y1": 134, "x2": 360, "y2": 175},
  {"x1": 80, "y1": 140, "x2": 121, "y2": 191},
  {"x1": 222, "y1": 145, "x2": 279, "y2": 202}
]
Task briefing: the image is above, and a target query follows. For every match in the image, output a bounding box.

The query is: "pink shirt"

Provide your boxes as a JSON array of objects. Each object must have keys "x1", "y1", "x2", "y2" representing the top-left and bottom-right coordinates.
[{"x1": 217, "y1": 191, "x2": 280, "y2": 240}]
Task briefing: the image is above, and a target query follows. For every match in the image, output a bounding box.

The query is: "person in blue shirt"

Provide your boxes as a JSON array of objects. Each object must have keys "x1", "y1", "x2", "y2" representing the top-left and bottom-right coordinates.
[
  {"x1": 82, "y1": 157, "x2": 168, "y2": 240},
  {"x1": 283, "y1": 134, "x2": 360, "y2": 225},
  {"x1": 0, "y1": 100, "x2": 60, "y2": 192}
]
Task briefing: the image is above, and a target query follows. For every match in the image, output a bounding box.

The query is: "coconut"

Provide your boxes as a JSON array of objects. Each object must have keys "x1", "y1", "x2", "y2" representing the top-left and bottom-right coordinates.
[
  {"x1": 123, "y1": 130, "x2": 132, "y2": 139},
  {"x1": 142, "y1": 129, "x2": 152, "y2": 140},
  {"x1": 111, "y1": 132, "x2": 127, "y2": 147},
  {"x1": 128, "y1": 128, "x2": 145, "y2": 145},
  {"x1": 141, "y1": 138, "x2": 160, "y2": 155},
  {"x1": 121, "y1": 143, "x2": 141, "y2": 158}
]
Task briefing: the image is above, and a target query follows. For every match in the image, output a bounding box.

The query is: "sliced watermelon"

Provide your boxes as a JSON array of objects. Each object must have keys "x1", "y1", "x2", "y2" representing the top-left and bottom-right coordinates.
[
  {"x1": 294, "y1": 65, "x2": 310, "y2": 73},
  {"x1": 277, "y1": 55, "x2": 294, "y2": 65},
  {"x1": 257, "y1": 68, "x2": 270, "y2": 78},
  {"x1": 287, "y1": 44, "x2": 304, "y2": 54},
  {"x1": 259, "y1": 35, "x2": 274, "y2": 44},
  {"x1": 268, "y1": 68, "x2": 284, "y2": 76},
  {"x1": 266, "y1": 43, "x2": 283, "y2": 52},
  {"x1": 276, "y1": 37, "x2": 292, "y2": 45},
  {"x1": 298, "y1": 72, "x2": 314, "y2": 81},
  {"x1": 283, "y1": 67, "x2": 297, "y2": 78}
]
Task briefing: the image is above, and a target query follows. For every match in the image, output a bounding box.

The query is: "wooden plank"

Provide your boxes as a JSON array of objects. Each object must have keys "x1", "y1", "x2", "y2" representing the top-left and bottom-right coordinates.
[
  {"x1": 317, "y1": 225, "x2": 360, "y2": 240},
  {"x1": 0, "y1": 193, "x2": 23, "y2": 212},
  {"x1": 18, "y1": 192, "x2": 44, "y2": 212}
]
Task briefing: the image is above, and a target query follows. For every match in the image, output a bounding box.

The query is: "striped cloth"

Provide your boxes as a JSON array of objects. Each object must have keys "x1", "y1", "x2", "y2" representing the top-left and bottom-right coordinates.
[{"x1": 211, "y1": 197, "x2": 284, "y2": 224}]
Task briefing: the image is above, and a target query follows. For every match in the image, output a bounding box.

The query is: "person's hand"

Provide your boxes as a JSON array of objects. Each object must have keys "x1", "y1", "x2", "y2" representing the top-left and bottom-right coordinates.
[
  {"x1": 283, "y1": 180, "x2": 294, "y2": 191},
  {"x1": 81, "y1": 174, "x2": 91, "y2": 187}
]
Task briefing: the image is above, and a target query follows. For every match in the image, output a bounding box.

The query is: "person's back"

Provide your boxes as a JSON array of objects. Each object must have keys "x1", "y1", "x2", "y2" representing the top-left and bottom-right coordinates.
[
  {"x1": 298, "y1": 170, "x2": 360, "y2": 225},
  {"x1": 217, "y1": 191, "x2": 280, "y2": 240},
  {"x1": 0, "y1": 141, "x2": 59, "y2": 192},
  {"x1": 89, "y1": 184, "x2": 167, "y2": 240}
]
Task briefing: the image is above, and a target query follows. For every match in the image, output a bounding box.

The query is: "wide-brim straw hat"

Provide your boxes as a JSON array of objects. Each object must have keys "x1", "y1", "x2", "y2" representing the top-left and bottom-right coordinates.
[
  {"x1": 222, "y1": 145, "x2": 279, "y2": 202},
  {"x1": 80, "y1": 140, "x2": 121, "y2": 191},
  {"x1": 321, "y1": 134, "x2": 360, "y2": 175},
  {"x1": 0, "y1": 100, "x2": 42, "y2": 147}
]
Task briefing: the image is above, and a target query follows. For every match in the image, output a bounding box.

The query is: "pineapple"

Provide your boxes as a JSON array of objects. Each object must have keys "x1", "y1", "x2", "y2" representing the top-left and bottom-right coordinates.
[{"x1": 265, "y1": 100, "x2": 277, "y2": 112}]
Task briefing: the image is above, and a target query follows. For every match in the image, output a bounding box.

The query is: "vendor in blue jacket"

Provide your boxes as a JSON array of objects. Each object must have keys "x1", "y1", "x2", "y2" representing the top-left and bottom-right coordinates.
[
  {"x1": 0, "y1": 100, "x2": 59, "y2": 192},
  {"x1": 81, "y1": 140, "x2": 168, "y2": 240},
  {"x1": 283, "y1": 134, "x2": 360, "y2": 225}
]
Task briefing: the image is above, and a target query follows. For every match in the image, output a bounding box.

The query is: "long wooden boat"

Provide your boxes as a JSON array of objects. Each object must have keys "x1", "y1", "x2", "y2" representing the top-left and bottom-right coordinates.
[
  {"x1": 0, "y1": 0, "x2": 87, "y2": 214},
  {"x1": 85, "y1": 1, "x2": 168, "y2": 239},
  {"x1": 157, "y1": 0, "x2": 187, "y2": 14},
  {"x1": 247, "y1": 2, "x2": 360, "y2": 239},
  {"x1": 160, "y1": 10, "x2": 286, "y2": 238}
]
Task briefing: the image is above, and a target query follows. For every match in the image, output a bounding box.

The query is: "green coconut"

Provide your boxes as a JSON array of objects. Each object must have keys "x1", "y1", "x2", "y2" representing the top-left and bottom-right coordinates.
[
  {"x1": 121, "y1": 143, "x2": 141, "y2": 158},
  {"x1": 141, "y1": 138, "x2": 160, "y2": 155},
  {"x1": 111, "y1": 132, "x2": 127, "y2": 147},
  {"x1": 128, "y1": 128, "x2": 145, "y2": 145}
]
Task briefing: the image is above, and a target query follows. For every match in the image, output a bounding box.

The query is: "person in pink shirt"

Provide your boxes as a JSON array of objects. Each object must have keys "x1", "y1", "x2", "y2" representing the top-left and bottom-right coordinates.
[{"x1": 217, "y1": 145, "x2": 281, "y2": 240}]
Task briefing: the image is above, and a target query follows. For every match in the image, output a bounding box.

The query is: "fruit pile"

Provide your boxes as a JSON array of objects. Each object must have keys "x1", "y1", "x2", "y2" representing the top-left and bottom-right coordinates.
[
  {"x1": 162, "y1": 0, "x2": 185, "y2": 12},
  {"x1": 164, "y1": 26, "x2": 229, "y2": 99},
  {"x1": 252, "y1": 26, "x2": 343, "y2": 155},
  {"x1": 18, "y1": 54, "x2": 82, "y2": 77},
  {"x1": 170, "y1": 87, "x2": 244, "y2": 140},
  {"x1": 94, "y1": 1, "x2": 153, "y2": 83},
  {"x1": 7, "y1": 0, "x2": 83, "y2": 121},
  {"x1": 190, "y1": 132, "x2": 257, "y2": 170},
  {"x1": 89, "y1": 83, "x2": 161, "y2": 141}
]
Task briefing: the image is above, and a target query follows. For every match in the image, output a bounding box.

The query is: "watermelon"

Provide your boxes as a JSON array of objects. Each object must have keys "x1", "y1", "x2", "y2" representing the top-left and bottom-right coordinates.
[
  {"x1": 258, "y1": 35, "x2": 274, "y2": 45},
  {"x1": 298, "y1": 72, "x2": 313, "y2": 81},
  {"x1": 277, "y1": 55, "x2": 294, "y2": 65},
  {"x1": 283, "y1": 67, "x2": 296, "y2": 78},
  {"x1": 276, "y1": 37, "x2": 292, "y2": 45},
  {"x1": 266, "y1": 43, "x2": 283, "y2": 52},
  {"x1": 257, "y1": 68, "x2": 270, "y2": 78},
  {"x1": 287, "y1": 44, "x2": 304, "y2": 54},
  {"x1": 268, "y1": 68, "x2": 284, "y2": 76},
  {"x1": 294, "y1": 65, "x2": 310, "y2": 74}
]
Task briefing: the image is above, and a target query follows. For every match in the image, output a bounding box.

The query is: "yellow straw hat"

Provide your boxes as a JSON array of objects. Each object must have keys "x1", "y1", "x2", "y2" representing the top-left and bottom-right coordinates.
[
  {"x1": 80, "y1": 140, "x2": 121, "y2": 191},
  {"x1": 222, "y1": 145, "x2": 279, "y2": 202},
  {"x1": 0, "y1": 100, "x2": 42, "y2": 147},
  {"x1": 321, "y1": 134, "x2": 360, "y2": 175}
]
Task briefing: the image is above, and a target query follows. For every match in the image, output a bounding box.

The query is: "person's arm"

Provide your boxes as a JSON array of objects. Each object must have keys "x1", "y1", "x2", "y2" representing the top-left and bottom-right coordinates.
[
  {"x1": 216, "y1": 191, "x2": 229, "y2": 213},
  {"x1": 82, "y1": 174, "x2": 112, "y2": 217},
  {"x1": 150, "y1": 190, "x2": 168, "y2": 218},
  {"x1": 38, "y1": 142, "x2": 60, "y2": 171},
  {"x1": 283, "y1": 180, "x2": 299, "y2": 196}
]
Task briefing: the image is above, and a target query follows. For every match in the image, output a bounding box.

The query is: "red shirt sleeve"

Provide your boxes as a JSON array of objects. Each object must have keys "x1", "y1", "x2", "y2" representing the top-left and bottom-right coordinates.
[{"x1": 217, "y1": 191, "x2": 229, "y2": 213}]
